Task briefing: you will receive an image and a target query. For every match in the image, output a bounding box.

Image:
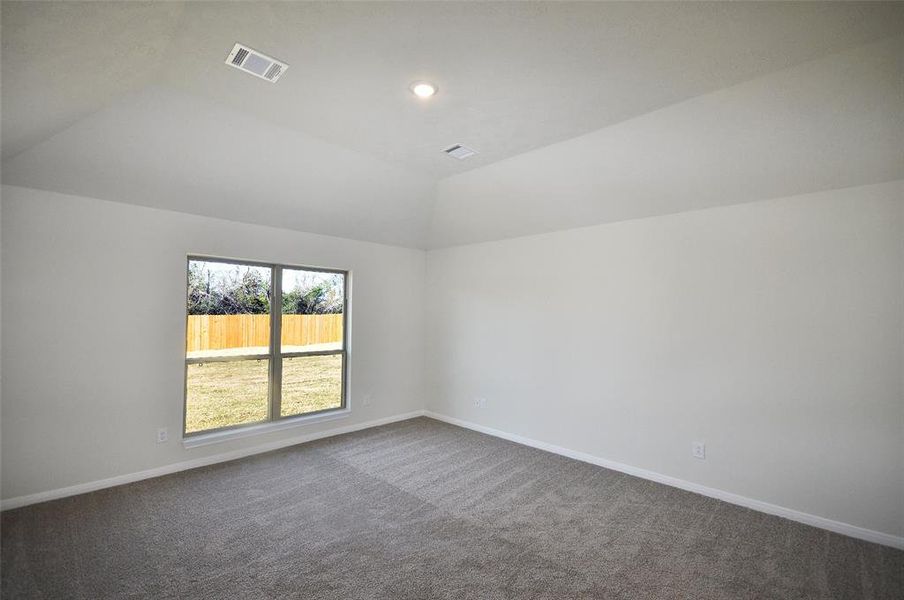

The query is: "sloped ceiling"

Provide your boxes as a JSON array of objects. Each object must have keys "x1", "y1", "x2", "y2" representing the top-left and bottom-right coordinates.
[
  {"x1": 430, "y1": 35, "x2": 904, "y2": 247},
  {"x1": 2, "y1": 2, "x2": 902, "y2": 248}
]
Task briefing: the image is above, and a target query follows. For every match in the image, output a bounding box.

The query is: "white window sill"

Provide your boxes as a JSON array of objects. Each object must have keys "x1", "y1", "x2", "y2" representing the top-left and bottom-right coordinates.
[{"x1": 182, "y1": 408, "x2": 351, "y2": 449}]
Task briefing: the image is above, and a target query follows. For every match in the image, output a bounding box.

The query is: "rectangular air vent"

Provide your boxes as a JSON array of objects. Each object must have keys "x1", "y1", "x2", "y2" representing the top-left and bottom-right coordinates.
[
  {"x1": 225, "y1": 43, "x2": 288, "y2": 83},
  {"x1": 443, "y1": 144, "x2": 478, "y2": 160}
]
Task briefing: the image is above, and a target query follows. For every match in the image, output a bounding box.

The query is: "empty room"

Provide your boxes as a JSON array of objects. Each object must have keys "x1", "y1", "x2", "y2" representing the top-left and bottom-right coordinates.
[{"x1": 1, "y1": 1, "x2": 902, "y2": 598}]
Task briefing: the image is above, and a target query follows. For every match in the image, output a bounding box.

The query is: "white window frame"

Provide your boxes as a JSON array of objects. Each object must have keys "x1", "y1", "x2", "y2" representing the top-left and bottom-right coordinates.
[{"x1": 183, "y1": 256, "x2": 349, "y2": 444}]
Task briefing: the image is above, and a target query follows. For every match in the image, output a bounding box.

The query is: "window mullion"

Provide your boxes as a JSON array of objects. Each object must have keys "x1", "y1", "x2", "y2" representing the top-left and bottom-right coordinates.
[{"x1": 269, "y1": 265, "x2": 283, "y2": 421}]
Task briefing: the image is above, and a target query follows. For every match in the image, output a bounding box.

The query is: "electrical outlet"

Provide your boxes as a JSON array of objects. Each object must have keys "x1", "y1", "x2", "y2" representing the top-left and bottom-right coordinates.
[
  {"x1": 361, "y1": 393, "x2": 372, "y2": 407},
  {"x1": 692, "y1": 441, "x2": 705, "y2": 460},
  {"x1": 157, "y1": 427, "x2": 168, "y2": 444},
  {"x1": 474, "y1": 397, "x2": 487, "y2": 408}
]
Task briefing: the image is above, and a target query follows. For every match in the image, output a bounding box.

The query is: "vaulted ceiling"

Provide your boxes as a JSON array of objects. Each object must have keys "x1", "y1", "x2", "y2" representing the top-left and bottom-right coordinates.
[{"x1": 2, "y1": 2, "x2": 903, "y2": 248}]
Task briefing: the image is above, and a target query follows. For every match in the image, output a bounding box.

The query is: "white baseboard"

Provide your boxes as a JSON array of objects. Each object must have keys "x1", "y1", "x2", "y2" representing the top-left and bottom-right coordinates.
[
  {"x1": 1, "y1": 410, "x2": 427, "y2": 511},
  {"x1": 424, "y1": 411, "x2": 904, "y2": 550},
  {"x1": 6, "y1": 408, "x2": 901, "y2": 550}
]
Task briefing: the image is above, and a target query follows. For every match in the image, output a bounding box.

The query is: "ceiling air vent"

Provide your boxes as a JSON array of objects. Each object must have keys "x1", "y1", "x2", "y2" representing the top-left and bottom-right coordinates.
[
  {"x1": 225, "y1": 43, "x2": 288, "y2": 83},
  {"x1": 443, "y1": 144, "x2": 478, "y2": 160}
]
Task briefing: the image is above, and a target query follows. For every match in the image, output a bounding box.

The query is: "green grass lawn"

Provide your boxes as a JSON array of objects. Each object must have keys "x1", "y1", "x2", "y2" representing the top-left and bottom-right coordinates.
[{"x1": 185, "y1": 354, "x2": 342, "y2": 433}]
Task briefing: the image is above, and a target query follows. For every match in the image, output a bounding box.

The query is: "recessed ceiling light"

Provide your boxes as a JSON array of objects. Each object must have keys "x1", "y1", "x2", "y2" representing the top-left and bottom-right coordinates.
[{"x1": 410, "y1": 81, "x2": 437, "y2": 98}]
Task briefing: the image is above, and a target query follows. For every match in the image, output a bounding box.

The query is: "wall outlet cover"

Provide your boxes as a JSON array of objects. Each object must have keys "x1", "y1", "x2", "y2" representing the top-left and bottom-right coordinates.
[{"x1": 692, "y1": 441, "x2": 706, "y2": 460}]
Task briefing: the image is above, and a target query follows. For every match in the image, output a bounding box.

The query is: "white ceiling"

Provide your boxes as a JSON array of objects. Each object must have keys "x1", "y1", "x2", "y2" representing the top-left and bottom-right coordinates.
[
  {"x1": 2, "y1": 2, "x2": 903, "y2": 248},
  {"x1": 2, "y1": 86, "x2": 437, "y2": 247},
  {"x1": 431, "y1": 35, "x2": 904, "y2": 247}
]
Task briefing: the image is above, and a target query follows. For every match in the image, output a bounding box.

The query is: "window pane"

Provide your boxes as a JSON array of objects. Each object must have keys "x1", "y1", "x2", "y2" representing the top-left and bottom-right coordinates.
[
  {"x1": 185, "y1": 359, "x2": 269, "y2": 433},
  {"x1": 186, "y1": 260, "x2": 272, "y2": 359},
  {"x1": 281, "y1": 269, "x2": 344, "y2": 353},
  {"x1": 281, "y1": 354, "x2": 343, "y2": 417}
]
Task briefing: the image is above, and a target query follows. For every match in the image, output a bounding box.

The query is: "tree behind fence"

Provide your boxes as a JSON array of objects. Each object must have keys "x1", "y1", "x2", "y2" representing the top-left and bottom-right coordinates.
[{"x1": 186, "y1": 314, "x2": 343, "y2": 352}]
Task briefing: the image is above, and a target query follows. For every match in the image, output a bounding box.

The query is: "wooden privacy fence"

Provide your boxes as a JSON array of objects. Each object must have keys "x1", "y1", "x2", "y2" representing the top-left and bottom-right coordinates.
[
  {"x1": 281, "y1": 313, "x2": 343, "y2": 349},
  {"x1": 186, "y1": 314, "x2": 343, "y2": 352}
]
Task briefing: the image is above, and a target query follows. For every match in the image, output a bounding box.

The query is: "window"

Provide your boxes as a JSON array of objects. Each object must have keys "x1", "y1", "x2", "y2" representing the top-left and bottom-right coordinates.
[{"x1": 184, "y1": 257, "x2": 347, "y2": 436}]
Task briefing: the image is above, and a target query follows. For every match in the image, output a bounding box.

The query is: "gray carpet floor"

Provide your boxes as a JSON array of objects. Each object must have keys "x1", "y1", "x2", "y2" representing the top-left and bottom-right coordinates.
[{"x1": 2, "y1": 417, "x2": 901, "y2": 599}]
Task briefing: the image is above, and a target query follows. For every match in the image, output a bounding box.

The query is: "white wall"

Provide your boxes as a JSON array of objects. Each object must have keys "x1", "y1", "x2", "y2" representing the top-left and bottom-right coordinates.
[
  {"x1": 0, "y1": 185, "x2": 426, "y2": 501},
  {"x1": 3, "y1": 180, "x2": 902, "y2": 544},
  {"x1": 426, "y1": 181, "x2": 904, "y2": 538}
]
